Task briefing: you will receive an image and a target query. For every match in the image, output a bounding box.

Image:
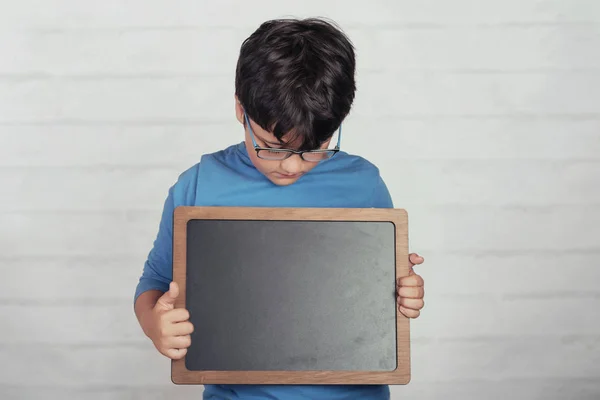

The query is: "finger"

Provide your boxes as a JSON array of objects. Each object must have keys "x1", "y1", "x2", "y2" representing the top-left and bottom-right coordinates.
[
  {"x1": 399, "y1": 305, "x2": 421, "y2": 319},
  {"x1": 166, "y1": 334, "x2": 192, "y2": 349},
  {"x1": 397, "y1": 274, "x2": 424, "y2": 288},
  {"x1": 155, "y1": 282, "x2": 179, "y2": 312},
  {"x1": 165, "y1": 347, "x2": 188, "y2": 360},
  {"x1": 397, "y1": 286, "x2": 424, "y2": 299},
  {"x1": 170, "y1": 321, "x2": 195, "y2": 336},
  {"x1": 397, "y1": 297, "x2": 424, "y2": 310},
  {"x1": 164, "y1": 308, "x2": 190, "y2": 323},
  {"x1": 409, "y1": 253, "x2": 424, "y2": 267}
]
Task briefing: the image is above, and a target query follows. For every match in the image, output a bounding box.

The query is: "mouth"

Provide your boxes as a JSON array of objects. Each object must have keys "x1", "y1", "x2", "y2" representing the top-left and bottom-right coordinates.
[{"x1": 274, "y1": 172, "x2": 303, "y2": 179}]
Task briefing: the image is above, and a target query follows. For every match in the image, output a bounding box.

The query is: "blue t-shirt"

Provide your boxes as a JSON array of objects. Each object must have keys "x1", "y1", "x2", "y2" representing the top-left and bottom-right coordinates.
[{"x1": 135, "y1": 141, "x2": 394, "y2": 400}]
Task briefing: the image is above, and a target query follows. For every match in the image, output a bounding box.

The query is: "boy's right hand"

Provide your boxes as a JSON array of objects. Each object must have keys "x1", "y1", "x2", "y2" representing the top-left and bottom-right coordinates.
[{"x1": 148, "y1": 282, "x2": 194, "y2": 360}]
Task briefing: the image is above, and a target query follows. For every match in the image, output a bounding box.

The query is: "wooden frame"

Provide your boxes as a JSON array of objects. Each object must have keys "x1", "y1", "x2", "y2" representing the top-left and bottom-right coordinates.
[{"x1": 171, "y1": 206, "x2": 410, "y2": 385}]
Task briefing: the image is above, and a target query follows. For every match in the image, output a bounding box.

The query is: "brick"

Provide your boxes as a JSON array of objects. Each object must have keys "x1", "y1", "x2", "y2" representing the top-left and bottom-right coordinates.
[
  {"x1": 409, "y1": 337, "x2": 600, "y2": 380},
  {"x1": 0, "y1": 257, "x2": 143, "y2": 300},
  {"x1": 0, "y1": 77, "x2": 233, "y2": 122},
  {"x1": 1, "y1": 160, "x2": 598, "y2": 211},
  {"x1": 390, "y1": 379, "x2": 600, "y2": 399},
  {"x1": 3, "y1": 380, "x2": 599, "y2": 400},
  {"x1": 352, "y1": 25, "x2": 600, "y2": 71},
  {"x1": 380, "y1": 160, "x2": 600, "y2": 206},
  {"x1": 3, "y1": 380, "x2": 598, "y2": 400},
  {"x1": 0, "y1": 337, "x2": 596, "y2": 385},
  {"x1": 1, "y1": 304, "x2": 144, "y2": 344},
  {"x1": 1, "y1": 120, "x2": 599, "y2": 167},
  {"x1": 1, "y1": 72, "x2": 599, "y2": 123},
  {"x1": 2, "y1": 26, "x2": 598, "y2": 76},
  {"x1": 0, "y1": 29, "x2": 244, "y2": 76},
  {"x1": 352, "y1": 71, "x2": 600, "y2": 117},
  {"x1": 353, "y1": 118, "x2": 600, "y2": 161},
  {"x1": 0, "y1": 125, "x2": 236, "y2": 167},
  {"x1": 419, "y1": 252, "x2": 600, "y2": 297},
  {"x1": 2, "y1": 298, "x2": 597, "y2": 345},
  {"x1": 0, "y1": 344, "x2": 167, "y2": 386},
  {"x1": 1, "y1": 206, "x2": 598, "y2": 257},
  {"x1": 0, "y1": 385, "x2": 204, "y2": 400},
  {"x1": 404, "y1": 205, "x2": 600, "y2": 252},
  {"x1": 0, "y1": 0, "x2": 597, "y2": 29},
  {"x1": 2, "y1": 253, "x2": 598, "y2": 301},
  {"x1": 414, "y1": 298, "x2": 600, "y2": 339},
  {"x1": 0, "y1": 167, "x2": 181, "y2": 211},
  {"x1": 0, "y1": 211, "x2": 156, "y2": 258}
]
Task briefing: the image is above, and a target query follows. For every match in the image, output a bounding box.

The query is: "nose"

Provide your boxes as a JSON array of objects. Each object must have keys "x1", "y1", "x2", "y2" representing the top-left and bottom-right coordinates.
[{"x1": 280, "y1": 154, "x2": 304, "y2": 174}]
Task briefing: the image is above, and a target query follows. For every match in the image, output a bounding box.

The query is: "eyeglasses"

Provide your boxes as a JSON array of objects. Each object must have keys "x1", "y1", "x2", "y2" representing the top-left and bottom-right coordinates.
[{"x1": 244, "y1": 112, "x2": 341, "y2": 162}]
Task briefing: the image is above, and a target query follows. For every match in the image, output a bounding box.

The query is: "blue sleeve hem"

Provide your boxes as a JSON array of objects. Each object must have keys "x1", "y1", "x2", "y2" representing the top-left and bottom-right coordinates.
[{"x1": 134, "y1": 277, "x2": 170, "y2": 305}]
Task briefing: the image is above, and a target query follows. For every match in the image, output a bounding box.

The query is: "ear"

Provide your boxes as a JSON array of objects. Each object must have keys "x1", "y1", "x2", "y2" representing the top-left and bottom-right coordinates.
[{"x1": 234, "y1": 95, "x2": 244, "y2": 125}]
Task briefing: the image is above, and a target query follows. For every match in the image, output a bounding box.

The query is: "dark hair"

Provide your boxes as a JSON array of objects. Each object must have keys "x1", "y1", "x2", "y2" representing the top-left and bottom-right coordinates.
[{"x1": 235, "y1": 18, "x2": 356, "y2": 151}]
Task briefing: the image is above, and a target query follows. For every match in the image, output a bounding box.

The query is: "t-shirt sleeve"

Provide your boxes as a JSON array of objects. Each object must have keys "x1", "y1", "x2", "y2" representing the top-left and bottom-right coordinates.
[
  {"x1": 133, "y1": 164, "x2": 198, "y2": 305},
  {"x1": 133, "y1": 184, "x2": 176, "y2": 304},
  {"x1": 369, "y1": 175, "x2": 394, "y2": 208}
]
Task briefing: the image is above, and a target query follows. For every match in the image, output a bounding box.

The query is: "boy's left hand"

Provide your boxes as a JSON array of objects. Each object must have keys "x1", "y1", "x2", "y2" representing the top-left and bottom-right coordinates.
[{"x1": 397, "y1": 253, "x2": 425, "y2": 318}]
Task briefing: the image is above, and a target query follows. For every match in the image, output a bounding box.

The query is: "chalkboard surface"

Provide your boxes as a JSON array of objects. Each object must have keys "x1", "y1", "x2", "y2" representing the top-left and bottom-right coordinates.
[{"x1": 171, "y1": 207, "x2": 410, "y2": 385}]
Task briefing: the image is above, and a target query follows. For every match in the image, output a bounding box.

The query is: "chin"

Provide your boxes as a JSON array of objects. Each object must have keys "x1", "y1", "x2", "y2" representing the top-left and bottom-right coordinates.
[
  {"x1": 268, "y1": 174, "x2": 303, "y2": 186},
  {"x1": 270, "y1": 178, "x2": 300, "y2": 186}
]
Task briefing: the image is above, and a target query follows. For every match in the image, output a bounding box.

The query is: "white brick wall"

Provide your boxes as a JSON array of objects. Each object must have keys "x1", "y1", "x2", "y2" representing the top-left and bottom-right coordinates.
[{"x1": 1, "y1": 1, "x2": 599, "y2": 399}]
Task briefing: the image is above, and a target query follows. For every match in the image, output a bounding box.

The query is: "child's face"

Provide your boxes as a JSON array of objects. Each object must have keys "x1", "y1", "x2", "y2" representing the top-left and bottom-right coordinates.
[{"x1": 235, "y1": 100, "x2": 331, "y2": 186}]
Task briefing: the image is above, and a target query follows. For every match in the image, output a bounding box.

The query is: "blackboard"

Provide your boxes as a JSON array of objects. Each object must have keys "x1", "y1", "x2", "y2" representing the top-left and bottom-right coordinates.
[{"x1": 171, "y1": 206, "x2": 410, "y2": 385}]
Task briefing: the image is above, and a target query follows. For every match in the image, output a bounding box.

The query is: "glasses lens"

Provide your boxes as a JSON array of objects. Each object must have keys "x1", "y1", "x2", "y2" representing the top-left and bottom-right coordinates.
[
  {"x1": 257, "y1": 149, "x2": 291, "y2": 160},
  {"x1": 257, "y1": 149, "x2": 337, "y2": 162},
  {"x1": 303, "y1": 151, "x2": 337, "y2": 162}
]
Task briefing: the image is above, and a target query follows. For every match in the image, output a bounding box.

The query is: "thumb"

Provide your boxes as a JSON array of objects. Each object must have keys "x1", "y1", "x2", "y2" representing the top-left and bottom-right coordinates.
[{"x1": 155, "y1": 282, "x2": 179, "y2": 312}]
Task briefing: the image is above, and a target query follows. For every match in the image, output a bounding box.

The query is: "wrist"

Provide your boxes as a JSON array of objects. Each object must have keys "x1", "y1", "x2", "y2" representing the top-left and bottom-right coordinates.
[
  {"x1": 139, "y1": 308, "x2": 159, "y2": 340},
  {"x1": 134, "y1": 290, "x2": 163, "y2": 340}
]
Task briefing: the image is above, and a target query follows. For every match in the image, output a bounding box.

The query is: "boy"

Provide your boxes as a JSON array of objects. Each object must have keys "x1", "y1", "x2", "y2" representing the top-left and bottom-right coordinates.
[{"x1": 134, "y1": 17, "x2": 425, "y2": 400}]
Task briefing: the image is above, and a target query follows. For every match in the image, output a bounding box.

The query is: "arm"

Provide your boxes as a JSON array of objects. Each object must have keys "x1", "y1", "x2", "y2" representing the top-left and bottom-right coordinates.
[
  {"x1": 134, "y1": 289, "x2": 164, "y2": 339},
  {"x1": 372, "y1": 172, "x2": 426, "y2": 319},
  {"x1": 133, "y1": 184, "x2": 175, "y2": 307},
  {"x1": 133, "y1": 182, "x2": 194, "y2": 359}
]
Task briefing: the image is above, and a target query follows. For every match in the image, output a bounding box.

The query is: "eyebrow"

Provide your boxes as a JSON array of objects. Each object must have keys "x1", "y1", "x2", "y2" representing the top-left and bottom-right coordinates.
[
  {"x1": 254, "y1": 131, "x2": 284, "y2": 146},
  {"x1": 261, "y1": 137, "x2": 282, "y2": 146},
  {"x1": 247, "y1": 118, "x2": 289, "y2": 147}
]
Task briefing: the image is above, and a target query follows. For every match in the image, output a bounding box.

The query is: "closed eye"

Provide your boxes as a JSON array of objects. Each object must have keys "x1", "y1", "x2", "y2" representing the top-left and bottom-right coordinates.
[{"x1": 262, "y1": 143, "x2": 283, "y2": 150}]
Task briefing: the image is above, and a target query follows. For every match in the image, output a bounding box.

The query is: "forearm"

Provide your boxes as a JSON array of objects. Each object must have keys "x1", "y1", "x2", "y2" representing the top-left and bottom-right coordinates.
[{"x1": 135, "y1": 289, "x2": 163, "y2": 338}]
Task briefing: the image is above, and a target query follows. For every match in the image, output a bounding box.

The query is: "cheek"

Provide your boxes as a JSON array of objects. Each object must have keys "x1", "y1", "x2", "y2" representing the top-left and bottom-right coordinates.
[
  {"x1": 244, "y1": 135, "x2": 272, "y2": 169},
  {"x1": 247, "y1": 148, "x2": 276, "y2": 173},
  {"x1": 244, "y1": 141, "x2": 260, "y2": 164},
  {"x1": 302, "y1": 162, "x2": 319, "y2": 173},
  {"x1": 253, "y1": 158, "x2": 273, "y2": 173}
]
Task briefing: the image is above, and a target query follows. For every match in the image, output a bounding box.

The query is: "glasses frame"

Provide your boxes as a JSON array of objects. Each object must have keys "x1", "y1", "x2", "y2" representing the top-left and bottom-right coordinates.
[{"x1": 244, "y1": 112, "x2": 341, "y2": 162}]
